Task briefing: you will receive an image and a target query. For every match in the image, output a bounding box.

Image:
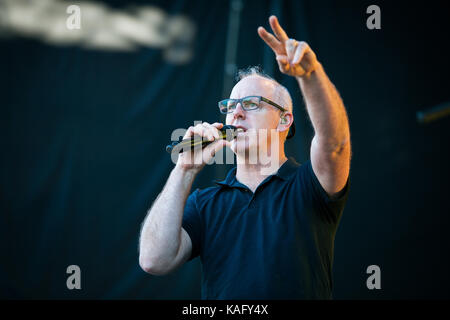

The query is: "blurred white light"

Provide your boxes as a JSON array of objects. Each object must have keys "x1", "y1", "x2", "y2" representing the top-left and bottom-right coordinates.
[{"x1": 0, "y1": 0, "x2": 196, "y2": 64}]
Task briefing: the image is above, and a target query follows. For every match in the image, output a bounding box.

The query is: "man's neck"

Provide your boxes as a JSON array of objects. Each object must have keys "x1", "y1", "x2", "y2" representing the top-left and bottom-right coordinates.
[{"x1": 235, "y1": 152, "x2": 288, "y2": 193}]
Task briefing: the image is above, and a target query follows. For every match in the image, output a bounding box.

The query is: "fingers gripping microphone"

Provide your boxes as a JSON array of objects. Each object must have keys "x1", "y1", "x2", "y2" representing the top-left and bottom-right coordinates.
[{"x1": 166, "y1": 125, "x2": 239, "y2": 154}]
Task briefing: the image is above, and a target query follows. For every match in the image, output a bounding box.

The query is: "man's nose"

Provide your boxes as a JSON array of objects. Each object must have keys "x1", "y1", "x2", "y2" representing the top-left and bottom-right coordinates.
[{"x1": 232, "y1": 102, "x2": 246, "y2": 120}]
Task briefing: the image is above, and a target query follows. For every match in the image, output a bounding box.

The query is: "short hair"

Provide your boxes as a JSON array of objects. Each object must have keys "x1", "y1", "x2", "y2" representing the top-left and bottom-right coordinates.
[{"x1": 235, "y1": 66, "x2": 293, "y2": 113}]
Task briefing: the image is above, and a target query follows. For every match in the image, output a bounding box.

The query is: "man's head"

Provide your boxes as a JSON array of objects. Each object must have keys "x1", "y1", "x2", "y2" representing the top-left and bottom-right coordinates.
[{"x1": 223, "y1": 66, "x2": 294, "y2": 157}]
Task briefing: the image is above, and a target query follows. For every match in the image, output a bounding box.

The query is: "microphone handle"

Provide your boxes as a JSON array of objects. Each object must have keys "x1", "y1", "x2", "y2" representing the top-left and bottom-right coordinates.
[{"x1": 166, "y1": 125, "x2": 237, "y2": 154}]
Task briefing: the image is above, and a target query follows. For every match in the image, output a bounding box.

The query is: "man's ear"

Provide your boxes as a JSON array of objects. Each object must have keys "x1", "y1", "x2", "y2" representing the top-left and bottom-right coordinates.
[{"x1": 278, "y1": 112, "x2": 293, "y2": 133}]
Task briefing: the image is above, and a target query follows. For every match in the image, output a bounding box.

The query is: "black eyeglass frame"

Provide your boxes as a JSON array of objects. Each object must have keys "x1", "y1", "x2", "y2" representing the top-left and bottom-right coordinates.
[
  {"x1": 217, "y1": 95, "x2": 296, "y2": 139},
  {"x1": 218, "y1": 96, "x2": 287, "y2": 114}
]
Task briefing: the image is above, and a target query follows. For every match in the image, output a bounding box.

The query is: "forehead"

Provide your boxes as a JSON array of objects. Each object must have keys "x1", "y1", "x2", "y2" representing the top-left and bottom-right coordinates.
[{"x1": 230, "y1": 75, "x2": 277, "y2": 100}]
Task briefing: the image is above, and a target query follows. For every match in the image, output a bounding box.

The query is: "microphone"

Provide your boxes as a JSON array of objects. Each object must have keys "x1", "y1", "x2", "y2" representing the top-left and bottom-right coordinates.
[{"x1": 166, "y1": 125, "x2": 239, "y2": 154}]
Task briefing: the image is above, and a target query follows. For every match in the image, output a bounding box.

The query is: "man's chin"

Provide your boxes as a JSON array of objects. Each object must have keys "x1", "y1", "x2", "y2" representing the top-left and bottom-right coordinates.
[{"x1": 231, "y1": 140, "x2": 260, "y2": 160}]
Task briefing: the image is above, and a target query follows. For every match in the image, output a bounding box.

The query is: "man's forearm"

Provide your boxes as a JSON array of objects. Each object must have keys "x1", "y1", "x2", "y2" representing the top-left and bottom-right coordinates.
[
  {"x1": 139, "y1": 165, "x2": 196, "y2": 270},
  {"x1": 296, "y1": 62, "x2": 350, "y2": 152}
]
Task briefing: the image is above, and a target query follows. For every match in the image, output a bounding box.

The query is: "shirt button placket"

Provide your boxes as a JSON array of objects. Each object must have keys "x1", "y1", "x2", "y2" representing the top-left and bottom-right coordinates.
[{"x1": 247, "y1": 191, "x2": 256, "y2": 210}]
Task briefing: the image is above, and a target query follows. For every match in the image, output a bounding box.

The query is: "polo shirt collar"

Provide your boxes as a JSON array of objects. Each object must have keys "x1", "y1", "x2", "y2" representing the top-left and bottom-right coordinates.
[
  {"x1": 275, "y1": 156, "x2": 301, "y2": 180},
  {"x1": 213, "y1": 167, "x2": 238, "y2": 187},
  {"x1": 213, "y1": 157, "x2": 300, "y2": 187}
]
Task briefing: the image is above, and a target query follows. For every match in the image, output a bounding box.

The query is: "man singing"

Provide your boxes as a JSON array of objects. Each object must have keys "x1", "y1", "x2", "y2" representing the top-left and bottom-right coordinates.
[{"x1": 139, "y1": 15, "x2": 351, "y2": 299}]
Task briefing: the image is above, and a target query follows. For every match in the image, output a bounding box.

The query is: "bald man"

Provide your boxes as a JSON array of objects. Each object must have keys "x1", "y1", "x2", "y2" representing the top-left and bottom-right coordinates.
[{"x1": 139, "y1": 16, "x2": 351, "y2": 299}]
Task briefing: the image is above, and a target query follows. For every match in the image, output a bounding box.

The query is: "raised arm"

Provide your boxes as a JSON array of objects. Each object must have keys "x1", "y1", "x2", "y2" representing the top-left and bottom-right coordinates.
[{"x1": 258, "y1": 16, "x2": 351, "y2": 198}]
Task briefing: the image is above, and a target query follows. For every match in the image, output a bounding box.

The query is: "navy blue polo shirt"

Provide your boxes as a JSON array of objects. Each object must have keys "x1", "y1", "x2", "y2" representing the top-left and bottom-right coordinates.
[{"x1": 182, "y1": 157, "x2": 350, "y2": 300}]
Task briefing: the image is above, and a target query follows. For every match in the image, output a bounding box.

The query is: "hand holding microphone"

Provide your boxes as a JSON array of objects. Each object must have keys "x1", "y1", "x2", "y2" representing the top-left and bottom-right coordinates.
[
  {"x1": 170, "y1": 122, "x2": 239, "y2": 174},
  {"x1": 166, "y1": 123, "x2": 239, "y2": 154}
]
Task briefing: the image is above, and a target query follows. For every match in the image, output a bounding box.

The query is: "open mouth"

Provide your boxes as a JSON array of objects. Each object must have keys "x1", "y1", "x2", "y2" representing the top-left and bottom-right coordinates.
[
  {"x1": 234, "y1": 128, "x2": 246, "y2": 138},
  {"x1": 234, "y1": 126, "x2": 247, "y2": 133}
]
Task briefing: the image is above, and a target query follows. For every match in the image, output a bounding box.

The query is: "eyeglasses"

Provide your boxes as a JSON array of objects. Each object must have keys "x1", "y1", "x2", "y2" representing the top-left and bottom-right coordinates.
[
  {"x1": 218, "y1": 95, "x2": 296, "y2": 139},
  {"x1": 218, "y1": 96, "x2": 287, "y2": 114}
]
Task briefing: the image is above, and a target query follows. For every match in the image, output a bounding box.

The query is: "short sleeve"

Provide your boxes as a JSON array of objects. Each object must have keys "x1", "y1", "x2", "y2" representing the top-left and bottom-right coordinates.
[
  {"x1": 182, "y1": 189, "x2": 202, "y2": 261},
  {"x1": 301, "y1": 159, "x2": 350, "y2": 224}
]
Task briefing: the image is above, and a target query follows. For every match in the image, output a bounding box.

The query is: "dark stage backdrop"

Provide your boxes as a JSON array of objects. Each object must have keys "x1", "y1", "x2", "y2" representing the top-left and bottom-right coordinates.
[{"x1": 1, "y1": 0, "x2": 449, "y2": 299}]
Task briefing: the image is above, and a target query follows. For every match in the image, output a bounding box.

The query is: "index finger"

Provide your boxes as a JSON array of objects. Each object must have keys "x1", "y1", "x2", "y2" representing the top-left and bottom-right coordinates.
[
  {"x1": 269, "y1": 15, "x2": 289, "y2": 43},
  {"x1": 258, "y1": 26, "x2": 284, "y2": 54}
]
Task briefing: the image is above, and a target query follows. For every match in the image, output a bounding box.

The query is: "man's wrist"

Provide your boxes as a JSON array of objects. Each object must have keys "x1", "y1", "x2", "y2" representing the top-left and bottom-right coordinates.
[{"x1": 173, "y1": 163, "x2": 199, "y2": 182}]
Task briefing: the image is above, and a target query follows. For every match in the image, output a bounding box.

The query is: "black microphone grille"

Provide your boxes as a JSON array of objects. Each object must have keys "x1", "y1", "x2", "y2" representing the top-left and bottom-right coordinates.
[{"x1": 220, "y1": 125, "x2": 238, "y2": 141}]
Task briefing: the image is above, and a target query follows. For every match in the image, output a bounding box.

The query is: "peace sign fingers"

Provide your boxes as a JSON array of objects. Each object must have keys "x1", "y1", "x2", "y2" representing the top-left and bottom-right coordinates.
[
  {"x1": 269, "y1": 15, "x2": 289, "y2": 44},
  {"x1": 257, "y1": 26, "x2": 286, "y2": 56}
]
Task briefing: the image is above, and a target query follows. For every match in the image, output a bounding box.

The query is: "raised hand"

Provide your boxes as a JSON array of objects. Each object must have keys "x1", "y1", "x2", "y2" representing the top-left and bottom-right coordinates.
[
  {"x1": 258, "y1": 15, "x2": 319, "y2": 78},
  {"x1": 175, "y1": 122, "x2": 230, "y2": 174}
]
